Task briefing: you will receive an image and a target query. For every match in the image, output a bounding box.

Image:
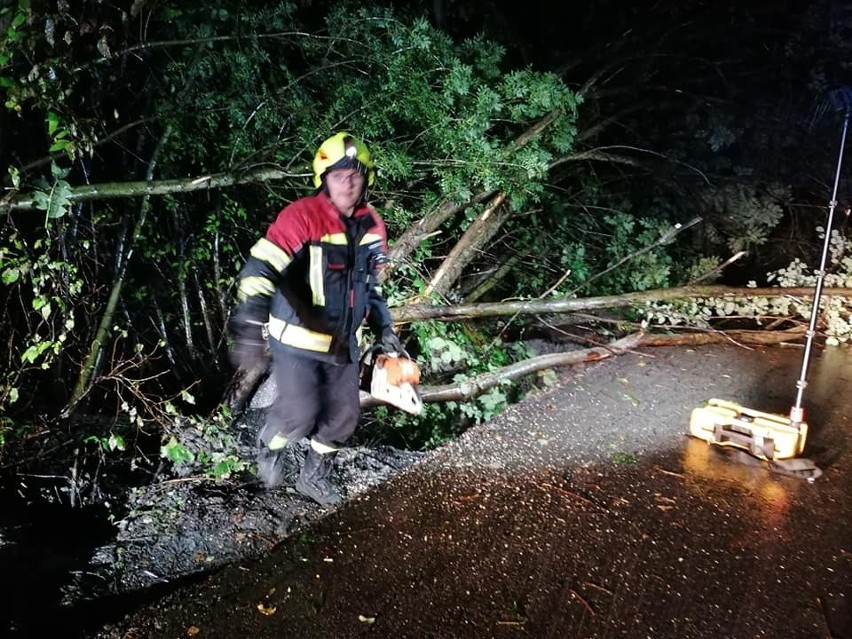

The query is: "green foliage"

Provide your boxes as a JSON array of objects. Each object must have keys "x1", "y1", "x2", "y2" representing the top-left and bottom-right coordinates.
[
  {"x1": 160, "y1": 410, "x2": 251, "y2": 480},
  {"x1": 682, "y1": 256, "x2": 725, "y2": 284},
  {"x1": 109, "y1": 3, "x2": 581, "y2": 234},
  {"x1": 161, "y1": 436, "x2": 195, "y2": 465},
  {"x1": 84, "y1": 432, "x2": 127, "y2": 453},
  {"x1": 0, "y1": 0, "x2": 31, "y2": 113},
  {"x1": 0, "y1": 226, "x2": 81, "y2": 416},
  {"x1": 699, "y1": 183, "x2": 790, "y2": 253},
  {"x1": 611, "y1": 451, "x2": 637, "y2": 465},
  {"x1": 640, "y1": 228, "x2": 852, "y2": 345},
  {"x1": 31, "y1": 162, "x2": 73, "y2": 221},
  {"x1": 500, "y1": 195, "x2": 681, "y2": 301}
]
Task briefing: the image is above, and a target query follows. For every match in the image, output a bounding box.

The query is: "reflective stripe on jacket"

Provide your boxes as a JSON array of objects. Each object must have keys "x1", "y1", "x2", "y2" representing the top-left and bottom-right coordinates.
[{"x1": 235, "y1": 193, "x2": 392, "y2": 363}]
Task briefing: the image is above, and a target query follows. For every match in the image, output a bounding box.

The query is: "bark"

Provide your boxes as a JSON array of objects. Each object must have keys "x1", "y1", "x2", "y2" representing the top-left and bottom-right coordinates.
[
  {"x1": 636, "y1": 326, "x2": 805, "y2": 347},
  {"x1": 212, "y1": 224, "x2": 229, "y2": 329},
  {"x1": 192, "y1": 264, "x2": 218, "y2": 368},
  {"x1": 152, "y1": 301, "x2": 178, "y2": 368},
  {"x1": 390, "y1": 285, "x2": 852, "y2": 324},
  {"x1": 177, "y1": 270, "x2": 197, "y2": 361}
]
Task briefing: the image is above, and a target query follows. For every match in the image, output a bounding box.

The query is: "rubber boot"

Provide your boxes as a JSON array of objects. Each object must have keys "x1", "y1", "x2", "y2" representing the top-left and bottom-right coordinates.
[
  {"x1": 295, "y1": 448, "x2": 343, "y2": 506},
  {"x1": 256, "y1": 432, "x2": 290, "y2": 489}
]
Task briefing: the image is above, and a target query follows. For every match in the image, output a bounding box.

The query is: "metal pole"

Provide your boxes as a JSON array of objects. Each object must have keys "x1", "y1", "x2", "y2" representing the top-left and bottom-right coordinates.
[{"x1": 790, "y1": 107, "x2": 850, "y2": 424}]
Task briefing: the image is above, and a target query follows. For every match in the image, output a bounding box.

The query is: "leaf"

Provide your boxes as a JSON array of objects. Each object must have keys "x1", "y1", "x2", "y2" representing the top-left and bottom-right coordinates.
[
  {"x1": 46, "y1": 111, "x2": 59, "y2": 135},
  {"x1": 96, "y1": 35, "x2": 111, "y2": 58},
  {"x1": 32, "y1": 176, "x2": 73, "y2": 220},
  {"x1": 2, "y1": 268, "x2": 20, "y2": 284},
  {"x1": 538, "y1": 368, "x2": 558, "y2": 387},
  {"x1": 50, "y1": 160, "x2": 70, "y2": 179},
  {"x1": 108, "y1": 433, "x2": 126, "y2": 451},
  {"x1": 160, "y1": 436, "x2": 195, "y2": 463},
  {"x1": 21, "y1": 341, "x2": 51, "y2": 364},
  {"x1": 7, "y1": 165, "x2": 20, "y2": 188}
]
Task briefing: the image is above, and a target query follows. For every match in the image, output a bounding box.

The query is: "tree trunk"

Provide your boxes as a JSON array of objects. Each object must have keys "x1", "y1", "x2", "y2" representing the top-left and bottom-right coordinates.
[
  {"x1": 2, "y1": 166, "x2": 301, "y2": 213},
  {"x1": 192, "y1": 264, "x2": 220, "y2": 369},
  {"x1": 390, "y1": 285, "x2": 850, "y2": 324},
  {"x1": 423, "y1": 193, "x2": 509, "y2": 298},
  {"x1": 358, "y1": 327, "x2": 806, "y2": 408},
  {"x1": 65, "y1": 127, "x2": 173, "y2": 412}
]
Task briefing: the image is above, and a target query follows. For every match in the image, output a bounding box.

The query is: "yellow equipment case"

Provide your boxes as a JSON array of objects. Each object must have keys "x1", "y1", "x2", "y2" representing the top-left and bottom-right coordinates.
[{"x1": 689, "y1": 398, "x2": 808, "y2": 461}]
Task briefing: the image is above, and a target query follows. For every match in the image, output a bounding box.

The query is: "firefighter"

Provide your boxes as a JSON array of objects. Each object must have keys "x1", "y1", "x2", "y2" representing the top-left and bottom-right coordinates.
[{"x1": 228, "y1": 132, "x2": 402, "y2": 506}]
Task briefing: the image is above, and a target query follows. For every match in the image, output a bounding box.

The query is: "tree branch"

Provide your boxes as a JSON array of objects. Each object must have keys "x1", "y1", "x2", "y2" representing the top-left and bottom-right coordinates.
[
  {"x1": 2, "y1": 166, "x2": 302, "y2": 213},
  {"x1": 385, "y1": 108, "x2": 566, "y2": 278},
  {"x1": 390, "y1": 285, "x2": 852, "y2": 324},
  {"x1": 423, "y1": 192, "x2": 510, "y2": 298},
  {"x1": 358, "y1": 326, "x2": 804, "y2": 408}
]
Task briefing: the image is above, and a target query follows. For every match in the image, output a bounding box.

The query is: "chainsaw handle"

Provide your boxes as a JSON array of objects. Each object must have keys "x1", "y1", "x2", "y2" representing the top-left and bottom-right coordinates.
[{"x1": 370, "y1": 341, "x2": 411, "y2": 360}]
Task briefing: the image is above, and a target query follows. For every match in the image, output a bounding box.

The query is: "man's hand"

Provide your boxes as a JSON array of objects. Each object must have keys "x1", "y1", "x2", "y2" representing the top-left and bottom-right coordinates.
[
  {"x1": 229, "y1": 337, "x2": 268, "y2": 372},
  {"x1": 228, "y1": 312, "x2": 268, "y2": 371},
  {"x1": 381, "y1": 328, "x2": 403, "y2": 355}
]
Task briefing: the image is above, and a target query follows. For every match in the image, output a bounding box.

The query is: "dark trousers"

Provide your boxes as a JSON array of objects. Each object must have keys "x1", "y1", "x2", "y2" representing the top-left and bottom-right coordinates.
[{"x1": 261, "y1": 349, "x2": 361, "y2": 450}]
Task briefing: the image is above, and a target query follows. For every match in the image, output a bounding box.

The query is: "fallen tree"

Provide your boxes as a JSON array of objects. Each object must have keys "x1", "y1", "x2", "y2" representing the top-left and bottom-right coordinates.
[
  {"x1": 358, "y1": 326, "x2": 807, "y2": 408},
  {"x1": 230, "y1": 283, "x2": 835, "y2": 414},
  {"x1": 389, "y1": 285, "x2": 850, "y2": 323}
]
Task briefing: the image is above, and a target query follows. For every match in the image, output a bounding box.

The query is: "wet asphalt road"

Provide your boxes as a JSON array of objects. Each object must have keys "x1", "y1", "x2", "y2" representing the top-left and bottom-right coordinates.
[{"x1": 95, "y1": 343, "x2": 851, "y2": 639}]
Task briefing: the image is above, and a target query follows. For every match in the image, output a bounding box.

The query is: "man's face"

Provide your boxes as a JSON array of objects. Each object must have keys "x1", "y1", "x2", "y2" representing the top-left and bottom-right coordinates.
[{"x1": 325, "y1": 168, "x2": 366, "y2": 216}]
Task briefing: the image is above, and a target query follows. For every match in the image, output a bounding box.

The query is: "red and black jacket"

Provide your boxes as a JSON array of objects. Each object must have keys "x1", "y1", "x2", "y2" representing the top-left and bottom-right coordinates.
[{"x1": 234, "y1": 193, "x2": 392, "y2": 364}]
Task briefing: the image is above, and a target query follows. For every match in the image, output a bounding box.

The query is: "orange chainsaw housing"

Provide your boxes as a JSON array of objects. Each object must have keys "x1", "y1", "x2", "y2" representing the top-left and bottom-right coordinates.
[
  {"x1": 366, "y1": 353, "x2": 423, "y2": 415},
  {"x1": 378, "y1": 354, "x2": 421, "y2": 386}
]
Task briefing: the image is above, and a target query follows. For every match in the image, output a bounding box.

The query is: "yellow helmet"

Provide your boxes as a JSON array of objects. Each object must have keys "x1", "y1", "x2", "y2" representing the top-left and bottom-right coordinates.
[{"x1": 312, "y1": 132, "x2": 376, "y2": 188}]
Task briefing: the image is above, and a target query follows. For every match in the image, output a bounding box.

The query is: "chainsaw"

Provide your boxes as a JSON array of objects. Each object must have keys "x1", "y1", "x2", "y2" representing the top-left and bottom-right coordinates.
[{"x1": 360, "y1": 345, "x2": 423, "y2": 415}]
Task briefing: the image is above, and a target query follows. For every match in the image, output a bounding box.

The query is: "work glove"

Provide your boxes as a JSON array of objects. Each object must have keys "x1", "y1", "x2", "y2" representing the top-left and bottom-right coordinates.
[
  {"x1": 230, "y1": 336, "x2": 268, "y2": 372},
  {"x1": 228, "y1": 314, "x2": 269, "y2": 372},
  {"x1": 380, "y1": 328, "x2": 404, "y2": 355}
]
